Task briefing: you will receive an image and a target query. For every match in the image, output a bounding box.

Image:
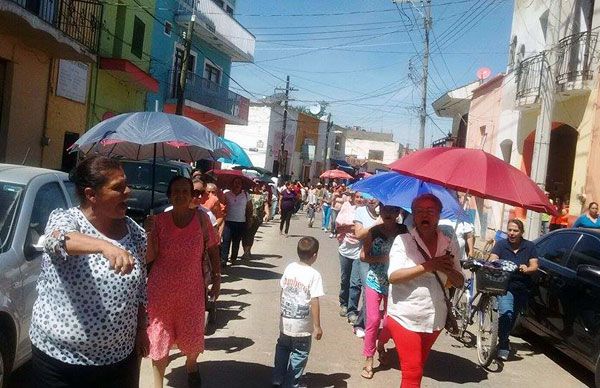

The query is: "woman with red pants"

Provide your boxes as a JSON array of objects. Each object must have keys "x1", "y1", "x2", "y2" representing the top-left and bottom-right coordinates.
[{"x1": 387, "y1": 193, "x2": 464, "y2": 387}]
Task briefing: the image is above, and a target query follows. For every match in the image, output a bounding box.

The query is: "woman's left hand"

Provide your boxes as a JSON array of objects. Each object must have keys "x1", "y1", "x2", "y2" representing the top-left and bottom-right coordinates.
[
  {"x1": 209, "y1": 276, "x2": 221, "y2": 300},
  {"x1": 135, "y1": 328, "x2": 149, "y2": 357}
]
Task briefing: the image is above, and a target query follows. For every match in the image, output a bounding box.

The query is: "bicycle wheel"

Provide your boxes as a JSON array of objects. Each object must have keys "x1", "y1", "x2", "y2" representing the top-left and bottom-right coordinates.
[
  {"x1": 452, "y1": 286, "x2": 470, "y2": 336},
  {"x1": 476, "y1": 295, "x2": 499, "y2": 367}
]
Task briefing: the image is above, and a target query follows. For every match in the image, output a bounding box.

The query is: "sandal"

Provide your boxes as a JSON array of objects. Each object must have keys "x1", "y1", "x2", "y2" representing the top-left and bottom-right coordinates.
[{"x1": 361, "y1": 366, "x2": 374, "y2": 379}]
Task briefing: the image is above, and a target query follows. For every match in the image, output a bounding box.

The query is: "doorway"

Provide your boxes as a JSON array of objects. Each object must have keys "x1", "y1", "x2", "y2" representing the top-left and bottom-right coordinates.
[{"x1": 61, "y1": 132, "x2": 80, "y2": 172}]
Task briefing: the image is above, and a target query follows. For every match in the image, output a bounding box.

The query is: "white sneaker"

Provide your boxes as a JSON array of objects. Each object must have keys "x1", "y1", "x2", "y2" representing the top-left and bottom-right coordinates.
[
  {"x1": 354, "y1": 328, "x2": 365, "y2": 338},
  {"x1": 329, "y1": 233, "x2": 334, "y2": 238}
]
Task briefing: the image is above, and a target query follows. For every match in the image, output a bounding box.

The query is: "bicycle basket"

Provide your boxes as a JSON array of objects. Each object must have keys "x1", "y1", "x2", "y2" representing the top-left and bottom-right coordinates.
[{"x1": 474, "y1": 265, "x2": 512, "y2": 295}]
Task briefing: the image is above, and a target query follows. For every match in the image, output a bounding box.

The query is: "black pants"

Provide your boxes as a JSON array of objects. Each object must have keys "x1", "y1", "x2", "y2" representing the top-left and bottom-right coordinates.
[
  {"x1": 221, "y1": 221, "x2": 246, "y2": 263},
  {"x1": 31, "y1": 346, "x2": 139, "y2": 388},
  {"x1": 280, "y1": 208, "x2": 293, "y2": 234}
]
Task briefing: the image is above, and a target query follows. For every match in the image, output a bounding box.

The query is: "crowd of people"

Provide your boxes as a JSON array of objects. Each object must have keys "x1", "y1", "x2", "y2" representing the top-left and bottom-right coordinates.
[{"x1": 27, "y1": 155, "x2": 558, "y2": 388}]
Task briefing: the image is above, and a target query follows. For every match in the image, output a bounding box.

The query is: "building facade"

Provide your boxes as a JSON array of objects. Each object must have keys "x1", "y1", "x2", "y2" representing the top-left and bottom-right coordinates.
[
  {"x1": 342, "y1": 129, "x2": 400, "y2": 167},
  {"x1": 0, "y1": 0, "x2": 101, "y2": 169},
  {"x1": 146, "y1": 0, "x2": 254, "y2": 136}
]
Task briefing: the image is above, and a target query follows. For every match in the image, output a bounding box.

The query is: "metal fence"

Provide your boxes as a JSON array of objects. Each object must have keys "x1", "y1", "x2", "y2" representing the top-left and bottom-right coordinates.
[
  {"x1": 516, "y1": 52, "x2": 545, "y2": 100},
  {"x1": 10, "y1": 0, "x2": 102, "y2": 52},
  {"x1": 170, "y1": 70, "x2": 249, "y2": 122},
  {"x1": 556, "y1": 31, "x2": 598, "y2": 84}
]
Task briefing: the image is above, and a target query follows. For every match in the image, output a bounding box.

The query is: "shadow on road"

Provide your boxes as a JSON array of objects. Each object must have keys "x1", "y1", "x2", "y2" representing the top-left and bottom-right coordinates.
[
  {"x1": 250, "y1": 254, "x2": 282, "y2": 260},
  {"x1": 219, "y1": 288, "x2": 251, "y2": 297},
  {"x1": 423, "y1": 349, "x2": 488, "y2": 384},
  {"x1": 166, "y1": 360, "x2": 351, "y2": 388},
  {"x1": 224, "y1": 266, "x2": 282, "y2": 281},
  {"x1": 205, "y1": 300, "x2": 250, "y2": 335},
  {"x1": 205, "y1": 336, "x2": 255, "y2": 354}
]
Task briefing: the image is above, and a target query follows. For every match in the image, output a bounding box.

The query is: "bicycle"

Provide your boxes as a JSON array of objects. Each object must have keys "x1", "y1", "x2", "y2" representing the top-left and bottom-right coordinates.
[{"x1": 452, "y1": 258, "x2": 518, "y2": 367}]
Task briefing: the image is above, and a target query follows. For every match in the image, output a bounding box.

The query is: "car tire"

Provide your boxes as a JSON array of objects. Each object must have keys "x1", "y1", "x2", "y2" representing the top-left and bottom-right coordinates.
[{"x1": 0, "y1": 332, "x2": 8, "y2": 388}]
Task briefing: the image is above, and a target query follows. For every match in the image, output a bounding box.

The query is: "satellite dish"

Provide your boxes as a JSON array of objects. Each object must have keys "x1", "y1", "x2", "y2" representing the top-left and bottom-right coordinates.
[
  {"x1": 309, "y1": 104, "x2": 322, "y2": 115},
  {"x1": 476, "y1": 67, "x2": 492, "y2": 81}
]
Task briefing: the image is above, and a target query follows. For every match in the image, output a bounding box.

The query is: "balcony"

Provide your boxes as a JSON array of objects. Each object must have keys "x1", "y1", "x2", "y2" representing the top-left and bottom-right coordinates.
[
  {"x1": 555, "y1": 31, "x2": 598, "y2": 96},
  {"x1": 176, "y1": 0, "x2": 255, "y2": 62},
  {"x1": 515, "y1": 53, "x2": 544, "y2": 110},
  {"x1": 169, "y1": 70, "x2": 249, "y2": 124},
  {"x1": 0, "y1": 0, "x2": 102, "y2": 60}
]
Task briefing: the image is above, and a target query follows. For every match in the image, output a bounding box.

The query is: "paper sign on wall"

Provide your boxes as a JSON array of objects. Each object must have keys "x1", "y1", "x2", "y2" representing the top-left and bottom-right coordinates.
[{"x1": 56, "y1": 60, "x2": 89, "y2": 104}]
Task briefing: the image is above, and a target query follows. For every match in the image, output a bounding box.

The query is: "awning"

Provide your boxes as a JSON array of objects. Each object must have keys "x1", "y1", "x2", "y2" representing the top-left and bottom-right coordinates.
[
  {"x1": 331, "y1": 159, "x2": 354, "y2": 173},
  {"x1": 99, "y1": 57, "x2": 159, "y2": 93}
]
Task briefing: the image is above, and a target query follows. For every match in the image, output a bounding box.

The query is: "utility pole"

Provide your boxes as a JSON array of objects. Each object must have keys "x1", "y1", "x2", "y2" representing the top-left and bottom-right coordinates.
[
  {"x1": 526, "y1": 1, "x2": 561, "y2": 239},
  {"x1": 322, "y1": 113, "x2": 333, "y2": 172},
  {"x1": 275, "y1": 75, "x2": 297, "y2": 182},
  {"x1": 419, "y1": 0, "x2": 432, "y2": 149},
  {"x1": 175, "y1": 14, "x2": 196, "y2": 115}
]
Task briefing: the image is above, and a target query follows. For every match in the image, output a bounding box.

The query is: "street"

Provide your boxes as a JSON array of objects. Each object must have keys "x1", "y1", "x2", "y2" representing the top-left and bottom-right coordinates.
[{"x1": 8, "y1": 211, "x2": 595, "y2": 387}]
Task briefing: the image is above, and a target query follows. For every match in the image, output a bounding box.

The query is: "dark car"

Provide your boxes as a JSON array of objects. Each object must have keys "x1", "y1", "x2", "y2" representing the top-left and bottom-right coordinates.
[
  {"x1": 521, "y1": 228, "x2": 600, "y2": 386},
  {"x1": 120, "y1": 160, "x2": 192, "y2": 223}
]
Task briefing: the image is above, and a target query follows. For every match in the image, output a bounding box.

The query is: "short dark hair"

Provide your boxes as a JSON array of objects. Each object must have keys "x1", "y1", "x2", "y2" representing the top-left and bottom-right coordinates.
[
  {"x1": 166, "y1": 176, "x2": 193, "y2": 197},
  {"x1": 411, "y1": 193, "x2": 443, "y2": 214},
  {"x1": 297, "y1": 236, "x2": 319, "y2": 261},
  {"x1": 507, "y1": 218, "x2": 525, "y2": 233},
  {"x1": 69, "y1": 155, "x2": 123, "y2": 202},
  {"x1": 589, "y1": 202, "x2": 598, "y2": 209}
]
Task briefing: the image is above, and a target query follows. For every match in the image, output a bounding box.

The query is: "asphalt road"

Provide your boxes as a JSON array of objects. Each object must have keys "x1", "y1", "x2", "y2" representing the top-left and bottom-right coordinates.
[{"x1": 8, "y1": 211, "x2": 596, "y2": 387}]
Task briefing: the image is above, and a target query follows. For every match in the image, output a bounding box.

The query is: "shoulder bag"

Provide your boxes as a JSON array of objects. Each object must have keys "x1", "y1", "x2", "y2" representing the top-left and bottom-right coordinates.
[{"x1": 412, "y1": 237, "x2": 459, "y2": 335}]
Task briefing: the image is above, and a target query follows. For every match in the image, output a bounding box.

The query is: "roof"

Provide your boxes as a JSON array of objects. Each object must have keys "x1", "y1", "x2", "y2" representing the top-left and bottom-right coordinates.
[
  {"x1": 344, "y1": 130, "x2": 394, "y2": 142},
  {"x1": 0, "y1": 164, "x2": 68, "y2": 185},
  {"x1": 432, "y1": 80, "x2": 480, "y2": 117},
  {"x1": 471, "y1": 73, "x2": 505, "y2": 95}
]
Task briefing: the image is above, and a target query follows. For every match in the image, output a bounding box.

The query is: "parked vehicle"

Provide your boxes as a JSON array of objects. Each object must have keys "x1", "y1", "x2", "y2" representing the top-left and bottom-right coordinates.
[
  {"x1": 0, "y1": 164, "x2": 78, "y2": 387},
  {"x1": 120, "y1": 159, "x2": 192, "y2": 223},
  {"x1": 520, "y1": 228, "x2": 600, "y2": 386}
]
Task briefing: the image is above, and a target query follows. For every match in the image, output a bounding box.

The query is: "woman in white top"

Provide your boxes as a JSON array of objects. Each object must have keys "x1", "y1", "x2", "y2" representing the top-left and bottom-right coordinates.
[
  {"x1": 387, "y1": 193, "x2": 463, "y2": 388},
  {"x1": 220, "y1": 177, "x2": 251, "y2": 266}
]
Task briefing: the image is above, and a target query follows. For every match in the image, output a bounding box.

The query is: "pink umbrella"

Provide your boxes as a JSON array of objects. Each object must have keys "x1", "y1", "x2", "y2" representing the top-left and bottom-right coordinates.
[
  {"x1": 320, "y1": 169, "x2": 353, "y2": 180},
  {"x1": 388, "y1": 147, "x2": 556, "y2": 215}
]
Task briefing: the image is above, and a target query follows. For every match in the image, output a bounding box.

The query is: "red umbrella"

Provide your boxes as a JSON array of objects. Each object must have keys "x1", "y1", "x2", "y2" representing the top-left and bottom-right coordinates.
[
  {"x1": 320, "y1": 169, "x2": 354, "y2": 180},
  {"x1": 207, "y1": 169, "x2": 255, "y2": 190},
  {"x1": 388, "y1": 147, "x2": 557, "y2": 215}
]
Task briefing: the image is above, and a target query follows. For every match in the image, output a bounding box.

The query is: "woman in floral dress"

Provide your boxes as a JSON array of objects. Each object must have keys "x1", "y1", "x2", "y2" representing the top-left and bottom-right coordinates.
[{"x1": 146, "y1": 176, "x2": 221, "y2": 388}]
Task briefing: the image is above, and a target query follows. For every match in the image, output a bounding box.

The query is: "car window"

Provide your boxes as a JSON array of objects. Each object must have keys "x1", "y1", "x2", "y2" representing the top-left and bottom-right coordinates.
[
  {"x1": 0, "y1": 182, "x2": 24, "y2": 253},
  {"x1": 63, "y1": 180, "x2": 80, "y2": 207},
  {"x1": 27, "y1": 182, "x2": 68, "y2": 245},
  {"x1": 567, "y1": 234, "x2": 600, "y2": 270},
  {"x1": 121, "y1": 162, "x2": 181, "y2": 193},
  {"x1": 535, "y1": 232, "x2": 580, "y2": 265}
]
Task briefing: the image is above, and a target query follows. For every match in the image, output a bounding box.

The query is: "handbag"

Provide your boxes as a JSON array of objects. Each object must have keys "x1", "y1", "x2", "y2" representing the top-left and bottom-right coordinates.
[{"x1": 413, "y1": 238, "x2": 460, "y2": 335}]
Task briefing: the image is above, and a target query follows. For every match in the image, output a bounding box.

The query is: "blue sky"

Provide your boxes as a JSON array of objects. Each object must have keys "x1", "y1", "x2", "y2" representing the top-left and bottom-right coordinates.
[{"x1": 229, "y1": 0, "x2": 514, "y2": 147}]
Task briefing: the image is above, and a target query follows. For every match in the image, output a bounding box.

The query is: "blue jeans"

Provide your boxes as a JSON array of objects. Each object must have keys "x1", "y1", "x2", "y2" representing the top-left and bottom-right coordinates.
[
  {"x1": 348, "y1": 260, "x2": 369, "y2": 328},
  {"x1": 322, "y1": 205, "x2": 331, "y2": 229},
  {"x1": 329, "y1": 209, "x2": 339, "y2": 233},
  {"x1": 272, "y1": 334, "x2": 312, "y2": 388},
  {"x1": 221, "y1": 221, "x2": 246, "y2": 264},
  {"x1": 497, "y1": 289, "x2": 529, "y2": 351},
  {"x1": 338, "y1": 254, "x2": 354, "y2": 309}
]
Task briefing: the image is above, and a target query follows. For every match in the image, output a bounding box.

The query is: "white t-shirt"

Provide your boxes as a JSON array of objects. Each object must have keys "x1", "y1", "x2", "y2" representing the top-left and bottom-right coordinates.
[
  {"x1": 438, "y1": 219, "x2": 474, "y2": 260},
  {"x1": 279, "y1": 262, "x2": 325, "y2": 337},
  {"x1": 338, "y1": 205, "x2": 379, "y2": 260},
  {"x1": 387, "y1": 228, "x2": 461, "y2": 333}
]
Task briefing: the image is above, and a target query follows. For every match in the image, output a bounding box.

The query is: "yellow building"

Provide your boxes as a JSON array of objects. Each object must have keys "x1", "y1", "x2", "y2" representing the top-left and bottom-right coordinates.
[{"x1": 0, "y1": 0, "x2": 100, "y2": 170}]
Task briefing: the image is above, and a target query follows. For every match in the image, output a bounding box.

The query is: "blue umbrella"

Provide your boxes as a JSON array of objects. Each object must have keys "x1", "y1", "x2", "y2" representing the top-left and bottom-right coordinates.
[
  {"x1": 218, "y1": 137, "x2": 253, "y2": 167},
  {"x1": 351, "y1": 171, "x2": 466, "y2": 220}
]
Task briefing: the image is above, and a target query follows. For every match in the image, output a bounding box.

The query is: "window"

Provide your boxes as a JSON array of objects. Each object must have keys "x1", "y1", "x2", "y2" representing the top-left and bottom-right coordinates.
[
  {"x1": 0, "y1": 183, "x2": 24, "y2": 253},
  {"x1": 567, "y1": 235, "x2": 600, "y2": 270},
  {"x1": 535, "y1": 232, "x2": 580, "y2": 265},
  {"x1": 508, "y1": 36, "x2": 517, "y2": 67},
  {"x1": 27, "y1": 183, "x2": 68, "y2": 247},
  {"x1": 131, "y1": 16, "x2": 145, "y2": 59},
  {"x1": 164, "y1": 21, "x2": 172, "y2": 36},
  {"x1": 226, "y1": 5, "x2": 233, "y2": 15},
  {"x1": 63, "y1": 181, "x2": 80, "y2": 206},
  {"x1": 204, "y1": 61, "x2": 221, "y2": 84},
  {"x1": 368, "y1": 150, "x2": 384, "y2": 161},
  {"x1": 212, "y1": 0, "x2": 224, "y2": 7}
]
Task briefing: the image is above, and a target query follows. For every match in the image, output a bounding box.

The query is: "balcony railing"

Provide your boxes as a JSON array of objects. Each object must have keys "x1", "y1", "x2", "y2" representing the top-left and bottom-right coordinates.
[
  {"x1": 516, "y1": 52, "x2": 544, "y2": 101},
  {"x1": 177, "y1": 0, "x2": 255, "y2": 61},
  {"x1": 556, "y1": 31, "x2": 598, "y2": 85},
  {"x1": 9, "y1": 0, "x2": 102, "y2": 52},
  {"x1": 170, "y1": 70, "x2": 249, "y2": 122}
]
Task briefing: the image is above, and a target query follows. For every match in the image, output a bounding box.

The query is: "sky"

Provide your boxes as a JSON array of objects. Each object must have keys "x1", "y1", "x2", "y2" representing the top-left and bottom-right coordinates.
[{"x1": 228, "y1": 0, "x2": 514, "y2": 148}]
